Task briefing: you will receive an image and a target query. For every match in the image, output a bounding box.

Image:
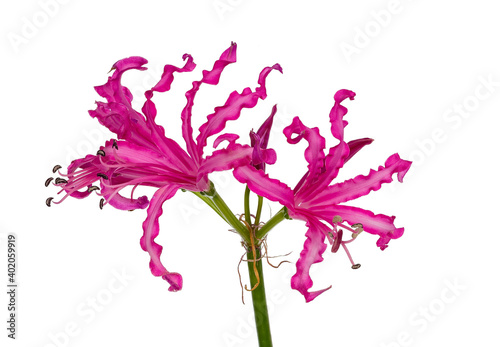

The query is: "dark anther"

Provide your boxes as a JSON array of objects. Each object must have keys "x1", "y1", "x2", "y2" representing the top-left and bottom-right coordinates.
[
  {"x1": 88, "y1": 186, "x2": 100, "y2": 192},
  {"x1": 97, "y1": 173, "x2": 108, "y2": 180},
  {"x1": 55, "y1": 178, "x2": 68, "y2": 185},
  {"x1": 46, "y1": 197, "x2": 54, "y2": 207},
  {"x1": 52, "y1": 165, "x2": 62, "y2": 173},
  {"x1": 45, "y1": 177, "x2": 54, "y2": 187},
  {"x1": 112, "y1": 140, "x2": 118, "y2": 149},
  {"x1": 99, "y1": 198, "x2": 105, "y2": 210},
  {"x1": 97, "y1": 150, "x2": 106, "y2": 156},
  {"x1": 331, "y1": 229, "x2": 343, "y2": 253},
  {"x1": 351, "y1": 264, "x2": 361, "y2": 269},
  {"x1": 351, "y1": 223, "x2": 363, "y2": 228}
]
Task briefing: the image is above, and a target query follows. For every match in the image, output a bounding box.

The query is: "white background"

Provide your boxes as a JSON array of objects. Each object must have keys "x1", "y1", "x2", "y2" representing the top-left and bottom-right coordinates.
[{"x1": 1, "y1": 0, "x2": 499, "y2": 346}]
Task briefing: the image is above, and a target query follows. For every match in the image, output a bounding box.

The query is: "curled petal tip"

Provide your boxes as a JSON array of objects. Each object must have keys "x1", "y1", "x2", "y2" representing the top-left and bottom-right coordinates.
[
  {"x1": 163, "y1": 272, "x2": 183, "y2": 292},
  {"x1": 334, "y1": 89, "x2": 356, "y2": 102}
]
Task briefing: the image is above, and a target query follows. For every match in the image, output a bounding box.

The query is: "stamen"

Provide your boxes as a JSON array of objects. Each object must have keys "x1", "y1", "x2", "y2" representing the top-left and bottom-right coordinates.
[
  {"x1": 112, "y1": 140, "x2": 118, "y2": 149},
  {"x1": 97, "y1": 173, "x2": 108, "y2": 180},
  {"x1": 99, "y1": 198, "x2": 105, "y2": 210},
  {"x1": 332, "y1": 215, "x2": 343, "y2": 224},
  {"x1": 331, "y1": 229, "x2": 343, "y2": 253},
  {"x1": 55, "y1": 178, "x2": 68, "y2": 185},
  {"x1": 88, "y1": 186, "x2": 100, "y2": 192},
  {"x1": 96, "y1": 150, "x2": 106, "y2": 156},
  {"x1": 52, "y1": 165, "x2": 62, "y2": 173},
  {"x1": 44, "y1": 177, "x2": 54, "y2": 187},
  {"x1": 46, "y1": 197, "x2": 54, "y2": 207}
]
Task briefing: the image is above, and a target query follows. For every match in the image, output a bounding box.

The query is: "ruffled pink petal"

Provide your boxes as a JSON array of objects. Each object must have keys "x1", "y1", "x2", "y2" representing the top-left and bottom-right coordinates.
[
  {"x1": 233, "y1": 165, "x2": 295, "y2": 208},
  {"x1": 181, "y1": 42, "x2": 238, "y2": 162},
  {"x1": 290, "y1": 216, "x2": 332, "y2": 302},
  {"x1": 101, "y1": 185, "x2": 149, "y2": 210},
  {"x1": 310, "y1": 205, "x2": 404, "y2": 250},
  {"x1": 329, "y1": 89, "x2": 356, "y2": 141},
  {"x1": 195, "y1": 63, "x2": 282, "y2": 158},
  {"x1": 283, "y1": 117, "x2": 326, "y2": 199},
  {"x1": 95, "y1": 56, "x2": 148, "y2": 104},
  {"x1": 198, "y1": 144, "x2": 252, "y2": 180},
  {"x1": 213, "y1": 133, "x2": 240, "y2": 148},
  {"x1": 89, "y1": 58, "x2": 163, "y2": 152},
  {"x1": 140, "y1": 185, "x2": 183, "y2": 291},
  {"x1": 142, "y1": 94, "x2": 196, "y2": 174},
  {"x1": 304, "y1": 90, "x2": 356, "y2": 194},
  {"x1": 306, "y1": 153, "x2": 412, "y2": 207},
  {"x1": 152, "y1": 54, "x2": 196, "y2": 93}
]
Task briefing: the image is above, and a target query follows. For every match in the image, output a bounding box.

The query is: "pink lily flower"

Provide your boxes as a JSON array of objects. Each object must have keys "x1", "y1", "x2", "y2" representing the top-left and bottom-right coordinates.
[
  {"x1": 233, "y1": 89, "x2": 411, "y2": 302},
  {"x1": 46, "y1": 43, "x2": 281, "y2": 291}
]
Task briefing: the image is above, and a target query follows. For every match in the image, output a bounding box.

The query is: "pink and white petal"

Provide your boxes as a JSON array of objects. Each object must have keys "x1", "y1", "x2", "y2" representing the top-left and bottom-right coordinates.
[
  {"x1": 307, "y1": 153, "x2": 412, "y2": 207},
  {"x1": 195, "y1": 64, "x2": 282, "y2": 157},
  {"x1": 140, "y1": 185, "x2": 183, "y2": 291},
  {"x1": 181, "y1": 43, "x2": 238, "y2": 162},
  {"x1": 198, "y1": 144, "x2": 252, "y2": 179},
  {"x1": 290, "y1": 216, "x2": 332, "y2": 302},
  {"x1": 152, "y1": 54, "x2": 196, "y2": 92},
  {"x1": 233, "y1": 165, "x2": 295, "y2": 208},
  {"x1": 311, "y1": 205, "x2": 404, "y2": 250}
]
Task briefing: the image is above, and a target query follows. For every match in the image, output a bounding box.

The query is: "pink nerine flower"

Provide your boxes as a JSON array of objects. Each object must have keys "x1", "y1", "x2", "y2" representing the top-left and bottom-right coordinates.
[
  {"x1": 233, "y1": 90, "x2": 411, "y2": 302},
  {"x1": 46, "y1": 43, "x2": 282, "y2": 292}
]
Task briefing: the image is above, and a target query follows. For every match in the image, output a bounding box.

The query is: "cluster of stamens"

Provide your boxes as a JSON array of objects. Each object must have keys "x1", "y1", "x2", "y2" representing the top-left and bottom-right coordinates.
[
  {"x1": 328, "y1": 215, "x2": 363, "y2": 269},
  {"x1": 44, "y1": 148, "x2": 110, "y2": 209}
]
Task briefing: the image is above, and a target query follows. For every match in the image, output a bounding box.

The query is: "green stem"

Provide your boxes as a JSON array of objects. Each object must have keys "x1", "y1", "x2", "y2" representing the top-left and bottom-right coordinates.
[
  {"x1": 208, "y1": 187, "x2": 251, "y2": 245},
  {"x1": 254, "y1": 195, "x2": 264, "y2": 226},
  {"x1": 244, "y1": 186, "x2": 252, "y2": 226},
  {"x1": 247, "y1": 246, "x2": 273, "y2": 347},
  {"x1": 256, "y1": 207, "x2": 288, "y2": 240}
]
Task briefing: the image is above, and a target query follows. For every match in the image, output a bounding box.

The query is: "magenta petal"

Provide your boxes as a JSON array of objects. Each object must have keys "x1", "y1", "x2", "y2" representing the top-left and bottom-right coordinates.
[
  {"x1": 198, "y1": 144, "x2": 252, "y2": 179},
  {"x1": 141, "y1": 95, "x2": 196, "y2": 173},
  {"x1": 152, "y1": 54, "x2": 196, "y2": 93},
  {"x1": 345, "y1": 138, "x2": 374, "y2": 163},
  {"x1": 162, "y1": 272, "x2": 183, "y2": 292},
  {"x1": 284, "y1": 117, "x2": 326, "y2": 198},
  {"x1": 233, "y1": 166, "x2": 295, "y2": 208},
  {"x1": 181, "y1": 42, "x2": 238, "y2": 162},
  {"x1": 290, "y1": 217, "x2": 332, "y2": 302},
  {"x1": 140, "y1": 185, "x2": 182, "y2": 291},
  {"x1": 307, "y1": 153, "x2": 412, "y2": 207},
  {"x1": 329, "y1": 89, "x2": 356, "y2": 141},
  {"x1": 311, "y1": 205, "x2": 404, "y2": 250},
  {"x1": 101, "y1": 184, "x2": 149, "y2": 210},
  {"x1": 195, "y1": 64, "x2": 282, "y2": 157},
  {"x1": 253, "y1": 104, "x2": 277, "y2": 150},
  {"x1": 213, "y1": 133, "x2": 240, "y2": 148}
]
